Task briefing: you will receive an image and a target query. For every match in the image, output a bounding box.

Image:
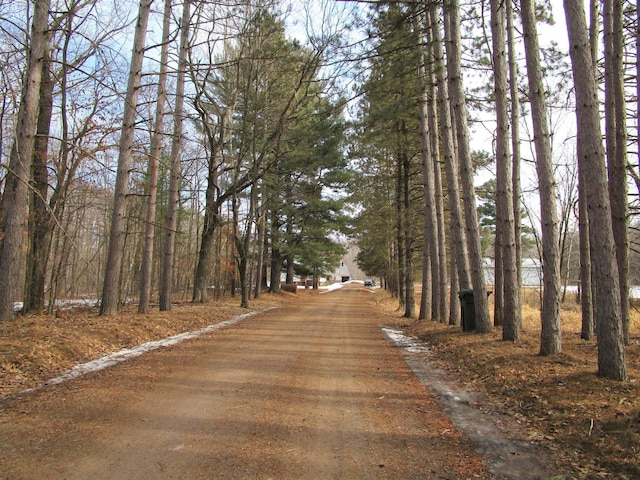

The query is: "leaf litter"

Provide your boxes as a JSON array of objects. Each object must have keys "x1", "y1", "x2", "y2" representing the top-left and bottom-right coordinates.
[{"x1": 377, "y1": 293, "x2": 640, "y2": 479}]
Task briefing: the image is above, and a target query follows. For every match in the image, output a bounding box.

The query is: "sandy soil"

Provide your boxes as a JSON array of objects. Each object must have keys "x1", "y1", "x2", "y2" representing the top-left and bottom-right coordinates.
[{"x1": 0, "y1": 285, "x2": 495, "y2": 479}]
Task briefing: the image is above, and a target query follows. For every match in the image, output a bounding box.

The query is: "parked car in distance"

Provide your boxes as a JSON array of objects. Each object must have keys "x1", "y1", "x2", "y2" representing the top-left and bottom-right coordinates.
[{"x1": 364, "y1": 279, "x2": 374, "y2": 287}]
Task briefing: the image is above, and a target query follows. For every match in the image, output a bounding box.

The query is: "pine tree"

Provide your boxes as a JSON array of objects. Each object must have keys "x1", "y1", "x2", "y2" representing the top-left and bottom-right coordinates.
[{"x1": 563, "y1": 0, "x2": 627, "y2": 380}]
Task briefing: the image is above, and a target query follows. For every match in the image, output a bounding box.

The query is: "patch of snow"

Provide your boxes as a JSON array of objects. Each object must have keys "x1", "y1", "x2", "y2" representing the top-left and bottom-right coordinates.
[
  {"x1": 381, "y1": 325, "x2": 558, "y2": 480},
  {"x1": 318, "y1": 283, "x2": 345, "y2": 294},
  {"x1": 382, "y1": 328, "x2": 430, "y2": 353},
  {"x1": 41, "y1": 309, "x2": 273, "y2": 388}
]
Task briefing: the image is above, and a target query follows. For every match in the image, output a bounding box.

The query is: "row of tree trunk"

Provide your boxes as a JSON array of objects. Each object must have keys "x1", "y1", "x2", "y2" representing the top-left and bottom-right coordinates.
[
  {"x1": 382, "y1": 0, "x2": 629, "y2": 381},
  {"x1": 0, "y1": 0, "x2": 633, "y2": 381}
]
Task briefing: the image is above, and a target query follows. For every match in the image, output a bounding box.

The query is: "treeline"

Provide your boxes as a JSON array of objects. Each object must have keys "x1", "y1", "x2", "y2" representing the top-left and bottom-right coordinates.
[
  {"x1": 0, "y1": 0, "x2": 353, "y2": 318},
  {"x1": 350, "y1": 0, "x2": 638, "y2": 381},
  {"x1": 1, "y1": 0, "x2": 638, "y2": 382}
]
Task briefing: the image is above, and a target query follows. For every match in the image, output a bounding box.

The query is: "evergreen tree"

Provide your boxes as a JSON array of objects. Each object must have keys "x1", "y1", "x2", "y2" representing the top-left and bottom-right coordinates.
[{"x1": 352, "y1": 4, "x2": 422, "y2": 317}]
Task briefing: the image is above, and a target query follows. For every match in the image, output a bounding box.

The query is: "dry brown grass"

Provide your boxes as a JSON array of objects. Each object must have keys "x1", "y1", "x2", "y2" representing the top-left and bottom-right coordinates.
[{"x1": 0, "y1": 295, "x2": 290, "y2": 401}]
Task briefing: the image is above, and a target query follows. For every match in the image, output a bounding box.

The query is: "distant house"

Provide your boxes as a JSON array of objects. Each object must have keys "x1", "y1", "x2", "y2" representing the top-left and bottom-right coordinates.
[
  {"x1": 483, "y1": 257, "x2": 543, "y2": 287},
  {"x1": 329, "y1": 243, "x2": 366, "y2": 283}
]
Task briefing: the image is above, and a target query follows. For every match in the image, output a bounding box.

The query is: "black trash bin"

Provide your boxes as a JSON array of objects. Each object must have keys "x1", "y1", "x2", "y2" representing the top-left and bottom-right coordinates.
[{"x1": 458, "y1": 289, "x2": 476, "y2": 332}]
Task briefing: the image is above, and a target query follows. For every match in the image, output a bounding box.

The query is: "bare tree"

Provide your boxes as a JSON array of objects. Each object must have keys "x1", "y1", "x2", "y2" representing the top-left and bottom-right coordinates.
[
  {"x1": 160, "y1": 0, "x2": 190, "y2": 311},
  {"x1": 139, "y1": 0, "x2": 172, "y2": 314},
  {"x1": 0, "y1": 0, "x2": 50, "y2": 321},
  {"x1": 100, "y1": 0, "x2": 152, "y2": 316},
  {"x1": 188, "y1": 2, "x2": 242, "y2": 304},
  {"x1": 563, "y1": 0, "x2": 627, "y2": 380},
  {"x1": 26, "y1": 0, "x2": 128, "y2": 313}
]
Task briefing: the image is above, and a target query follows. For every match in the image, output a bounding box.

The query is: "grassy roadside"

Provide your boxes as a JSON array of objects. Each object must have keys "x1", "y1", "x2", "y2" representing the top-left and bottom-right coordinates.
[{"x1": 0, "y1": 294, "x2": 292, "y2": 402}]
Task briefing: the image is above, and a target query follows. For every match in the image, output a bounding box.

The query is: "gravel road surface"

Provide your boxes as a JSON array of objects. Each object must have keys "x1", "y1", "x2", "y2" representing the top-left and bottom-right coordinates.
[{"x1": 1, "y1": 285, "x2": 488, "y2": 479}]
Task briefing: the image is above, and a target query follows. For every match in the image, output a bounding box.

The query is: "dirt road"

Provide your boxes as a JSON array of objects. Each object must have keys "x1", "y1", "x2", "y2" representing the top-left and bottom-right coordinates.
[{"x1": 1, "y1": 285, "x2": 488, "y2": 479}]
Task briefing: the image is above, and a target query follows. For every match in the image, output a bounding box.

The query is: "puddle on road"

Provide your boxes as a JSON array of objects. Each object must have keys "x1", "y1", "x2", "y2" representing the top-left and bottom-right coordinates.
[{"x1": 382, "y1": 327, "x2": 560, "y2": 480}]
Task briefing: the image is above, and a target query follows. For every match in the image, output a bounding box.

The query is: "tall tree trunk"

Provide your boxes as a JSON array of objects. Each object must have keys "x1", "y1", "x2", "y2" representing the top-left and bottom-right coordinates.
[
  {"x1": 521, "y1": 0, "x2": 562, "y2": 354},
  {"x1": 161, "y1": 0, "x2": 190, "y2": 310},
  {"x1": 100, "y1": 0, "x2": 152, "y2": 316},
  {"x1": 402, "y1": 145, "x2": 416, "y2": 319},
  {"x1": 139, "y1": 0, "x2": 171, "y2": 314},
  {"x1": 416, "y1": 11, "x2": 440, "y2": 321},
  {"x1": 425, "y1": 13, "x2": 448, "y2": 322},
  {"x1": 430, "y1": 5, "x2": 470, "y2": 310},
  {"x1": 579, "y1": 0, "x2": 598, "y2": 340},
  {"x1": 443, "y1": 0, "x2": 491, "y2": 332},
  {"x1": 563, "y1": 0, "x2": 627, "y2": 381},
  {"x1": 24, "y1": 49, "x2": 54, "y2": 314},
  {"x1": 254, "y1": 187, "x2": 266, "y2": 299},
  {"x1": 491, "y1": 0, "x2": 521, "y2": 340},
  {"x1": 506, "y1": 0, "x2": 523, "y2": 312},
  {"x1": 396, "y1": 140, "x2": 406, "y2": 309},
  {"x1": 430, "y1": 106, "x2": 448, "y2": 323},
  {"x1": 603, "y1": 0, "x2": 630, "y2": 344},
  {"x1": 0, "y1": 0, "x2": 50, "y2": 321}
]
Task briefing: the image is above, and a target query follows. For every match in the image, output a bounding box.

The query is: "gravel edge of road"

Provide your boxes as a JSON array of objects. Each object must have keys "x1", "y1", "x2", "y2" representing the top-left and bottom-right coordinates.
[{"x1": 383, "y1": 327, "x2": 564, "y2": 480}]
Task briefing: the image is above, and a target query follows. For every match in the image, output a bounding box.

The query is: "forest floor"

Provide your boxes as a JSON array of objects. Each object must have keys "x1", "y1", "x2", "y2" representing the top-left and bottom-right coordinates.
[
  {"x1": 0, "y1": 286, "x2": 638, "y2": 478},
  {"x1": 398, "y1": 290, "x2": 640, "y2": 479}
]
